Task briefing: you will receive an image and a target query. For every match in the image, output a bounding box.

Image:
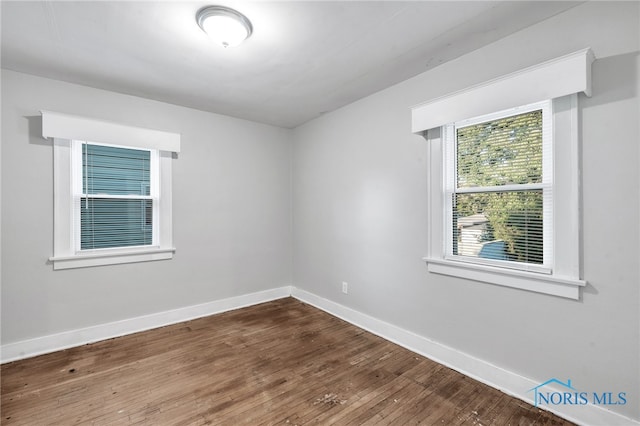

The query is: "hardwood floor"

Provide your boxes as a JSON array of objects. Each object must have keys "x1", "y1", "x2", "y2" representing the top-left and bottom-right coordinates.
[{"x1": 1, "y1": 298, "x2": 573, "y2": 425}]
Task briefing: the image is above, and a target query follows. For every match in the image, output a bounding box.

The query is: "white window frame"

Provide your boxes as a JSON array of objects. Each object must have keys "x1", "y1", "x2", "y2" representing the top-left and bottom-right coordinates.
[
  {"x1": 443, "y1": 100, "x2": 553, "y2": 274},
  {"x1": 412, "y1": 49, "x2": 594, "y2": 299},
  {"x1": 424, "y1": 94, "x2": 584, "y2": 299},
  {"x1": 43, "y1": 111, "x2": 180, "y2": 270},
  {"x1": 71, "y1": 141, "x2": 160, "y2": 253}
]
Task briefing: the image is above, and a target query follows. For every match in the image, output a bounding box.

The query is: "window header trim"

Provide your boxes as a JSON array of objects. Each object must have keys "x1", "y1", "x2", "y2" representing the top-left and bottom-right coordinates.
[
  {"x1": 42, "y1": 111, "x2": 181, "y2": 153},
  {"x1": 411, "y1": 48, "x2": 594, "y2": 133}
]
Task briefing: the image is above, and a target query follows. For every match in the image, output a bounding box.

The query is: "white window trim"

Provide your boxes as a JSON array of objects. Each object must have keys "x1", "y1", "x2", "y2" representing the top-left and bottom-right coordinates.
[
  {"x1": 423, "y1": 94, "x2": 585, "y2": 300},
  {"x1": 412, "y1": 49, "x2": 594, "y2": 300},
  {"x1": 44, "y1": 112, "x2": 179, "y2": 270},
  {"x1": 43, "y1": 110, "x2": 180, "y2": 152},
  {"x1": 411, "y1": 48, "x2": 594, "y2": 133}
]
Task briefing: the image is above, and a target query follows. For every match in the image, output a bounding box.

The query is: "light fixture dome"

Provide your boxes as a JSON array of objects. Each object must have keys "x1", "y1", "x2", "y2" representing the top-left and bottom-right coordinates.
[{"x1": 196, "y1": 6, "x2": 253, "y2": 48}]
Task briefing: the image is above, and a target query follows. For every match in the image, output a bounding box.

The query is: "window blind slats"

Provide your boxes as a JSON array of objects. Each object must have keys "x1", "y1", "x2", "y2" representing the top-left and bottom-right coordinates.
[
  {"x1": 456, "y1": 110, "x2": 542, "y2": 188},
  {"x1": 81, "y1": 144, "x2": 153, "y2": 250},
  {"x1": 453, "y1": 191, "x2": 543, "y2": 264},
  {"x1": 451, "y1": 107, "x2": 548, "y2": 267},
  {"x1": 83, "y1": 144, "x2": 150, "y2": 196}
]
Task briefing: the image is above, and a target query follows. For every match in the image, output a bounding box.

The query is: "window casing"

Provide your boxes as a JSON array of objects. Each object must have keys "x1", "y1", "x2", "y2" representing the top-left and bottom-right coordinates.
[
  {"x1": 423, "y1": 95, "x2": 585, "y2": 299},
  {"x1": 44, "y1": 111, "x2": 179, "y2": 270},
  {"x1": 413, "y1": 49, "x2": 593, "y2": 299}
]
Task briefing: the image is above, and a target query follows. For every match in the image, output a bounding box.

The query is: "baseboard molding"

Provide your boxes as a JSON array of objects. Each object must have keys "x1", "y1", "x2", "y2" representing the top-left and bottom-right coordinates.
[
  {"x1": 3, "y1": 285, "x2": 637, "y2": 425},
  {"x1": 1, "y1": 286, "x2": 292, "y2": 364},
  {"x1": 291, "y1": 287, "x2": 639, "y2": 426}
]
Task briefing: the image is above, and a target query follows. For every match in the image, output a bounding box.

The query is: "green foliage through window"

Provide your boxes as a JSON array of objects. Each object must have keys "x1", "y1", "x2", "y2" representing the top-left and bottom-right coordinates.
[
  {"x1": 453, "y1": 109, "x2": 544, "y2": 264},
  {"x1": 457, "y1": 110, "x2": 542, "y2": 188}
]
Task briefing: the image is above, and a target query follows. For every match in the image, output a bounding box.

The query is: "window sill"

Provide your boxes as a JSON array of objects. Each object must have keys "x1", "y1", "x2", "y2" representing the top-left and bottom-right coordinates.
[
  {"x1": 423, "y1": 257, "x2": 585, "y2": 300},
  {"x1": 50, "y1": 247, "x2": 176, "y2": 270}
]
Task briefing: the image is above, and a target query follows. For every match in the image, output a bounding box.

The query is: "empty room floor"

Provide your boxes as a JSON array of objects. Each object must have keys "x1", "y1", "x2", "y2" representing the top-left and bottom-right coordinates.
[{"x1": 1, "y1": 298, "x2": 573, "y2": 425}]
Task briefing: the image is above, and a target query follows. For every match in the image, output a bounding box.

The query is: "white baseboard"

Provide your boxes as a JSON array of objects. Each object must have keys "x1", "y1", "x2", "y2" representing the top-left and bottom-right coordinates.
[
  {"x1": 3, "y1": 285, "x2": 637, "y2": 426},
  {"x1": 290, "y1": 287, "x2": 639, "y2": 426},
  {"x1": 1, "y1": 286, "x2": 292, "y2": 364}
]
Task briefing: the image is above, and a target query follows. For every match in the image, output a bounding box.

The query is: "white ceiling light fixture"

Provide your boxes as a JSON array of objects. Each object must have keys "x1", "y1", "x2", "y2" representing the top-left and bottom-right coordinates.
[{"x1": 196, "y1": 5, "x2": 253, "y2": 48}]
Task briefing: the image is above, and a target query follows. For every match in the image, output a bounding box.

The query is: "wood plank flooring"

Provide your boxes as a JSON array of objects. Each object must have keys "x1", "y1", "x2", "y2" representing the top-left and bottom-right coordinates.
[{"x1": 1, "y1": 298, "x2": 573, "y2": 425}]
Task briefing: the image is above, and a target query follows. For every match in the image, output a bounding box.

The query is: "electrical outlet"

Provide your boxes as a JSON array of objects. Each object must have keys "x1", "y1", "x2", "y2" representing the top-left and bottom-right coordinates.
[{"x1": 342, "y1": 282, "x2": 348, "y2": 294}]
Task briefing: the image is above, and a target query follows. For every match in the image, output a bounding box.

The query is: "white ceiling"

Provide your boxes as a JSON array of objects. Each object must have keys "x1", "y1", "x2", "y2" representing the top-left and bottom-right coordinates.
[{"x1": 1, "y1": 1, "x2": 581, "y2": 128}]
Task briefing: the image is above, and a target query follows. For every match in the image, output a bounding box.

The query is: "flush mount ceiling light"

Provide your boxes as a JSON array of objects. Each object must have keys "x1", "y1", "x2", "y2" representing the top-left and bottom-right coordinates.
[{"x1": 196, "y1": 5, "x2": 253, "y2": 48}]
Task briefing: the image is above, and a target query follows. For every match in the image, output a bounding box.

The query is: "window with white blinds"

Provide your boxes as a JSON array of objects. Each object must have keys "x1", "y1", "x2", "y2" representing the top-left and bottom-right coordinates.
[
  {"x1": 414, "y1": 50, "x2": 592, "y2": 298},
  {"x1": 75, "y1": 143, "x2": 157, "y2": 250},
  {"x1": 443, "y1": 101, "x2": 552, "y2": 272},
  {"x1": 45, "y1": 111, "x2": 179, "y2": 270}
]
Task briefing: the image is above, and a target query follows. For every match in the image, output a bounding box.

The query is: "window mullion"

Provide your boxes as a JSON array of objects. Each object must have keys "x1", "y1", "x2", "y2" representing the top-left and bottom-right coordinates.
[
  {"x1": 82, "y1": 194, "x2": 154, "y2": 200},
  {"x1": 455, "y1": 183, "x2": 545, "y2": 194}
]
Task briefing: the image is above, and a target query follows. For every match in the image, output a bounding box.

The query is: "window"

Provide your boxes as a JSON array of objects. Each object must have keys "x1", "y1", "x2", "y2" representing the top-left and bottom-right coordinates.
[
  {"x1": 412, "y1": 49, "x2": 593, "y2": 299},
  {"x1": 444, "y1": 101, "x2": 552, "y2": 273},
  {"x1": 75, "y1": 142, "x2": 157, "y2": 251},
  {"x1": 43, "y1": 111, "x2": 180, "y2": 270},
  {"x1": 424, "y1": 96, "x2": 585, "y2": 299}
]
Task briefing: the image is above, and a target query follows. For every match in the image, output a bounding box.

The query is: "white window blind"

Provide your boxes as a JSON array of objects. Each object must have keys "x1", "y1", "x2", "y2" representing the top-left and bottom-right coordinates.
[
  {"x1": 413, "y1": 50, "x2": 592, "y2": 299},
  {"x1": 44, "y1": 111, "x2": 179, "y2": 270},
  {"x1": 444, "y1": 101, "x2": 553, "y2": 273},
  {"x1": 75, "y1": 142, "x2": 158, "y2": 250}
]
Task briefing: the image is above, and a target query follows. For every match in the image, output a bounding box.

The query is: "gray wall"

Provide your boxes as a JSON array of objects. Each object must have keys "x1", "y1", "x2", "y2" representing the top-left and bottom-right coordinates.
[
  {"x1": 1, "y1": 70, "x2": 292, "y2": 343},
  {"x1": 1, "y1": 1, "x2": 639, "y2": 422},
  {"x1": 292, "y1": 2, "x2": 639, "y2": 420}
]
